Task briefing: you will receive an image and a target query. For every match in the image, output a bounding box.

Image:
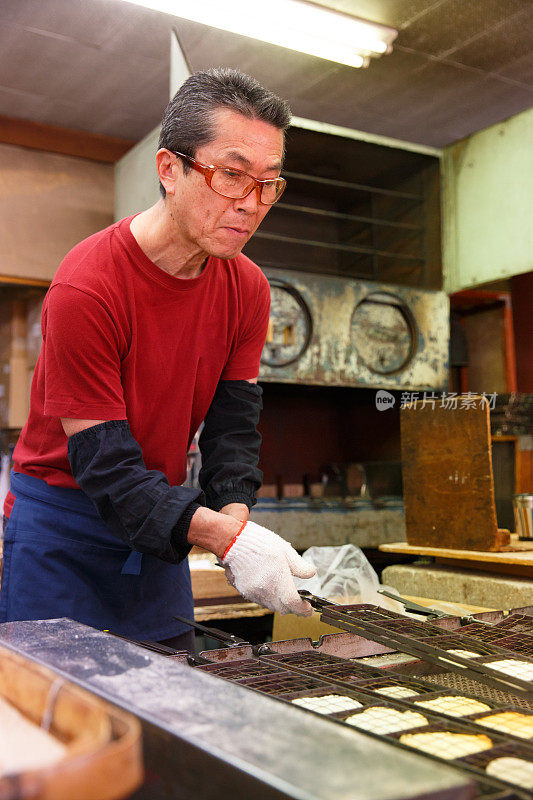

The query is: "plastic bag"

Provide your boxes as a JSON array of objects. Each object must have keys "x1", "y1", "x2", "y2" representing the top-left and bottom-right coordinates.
[{"x1": 294, "y1": 544, "x2": 404, "y2": 613}]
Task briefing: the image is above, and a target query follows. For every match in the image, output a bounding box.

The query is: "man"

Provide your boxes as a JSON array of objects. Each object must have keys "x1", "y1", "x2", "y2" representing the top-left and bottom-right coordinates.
[{"x1": 0, "y1": 69, "x2": 315, "y2": 650}]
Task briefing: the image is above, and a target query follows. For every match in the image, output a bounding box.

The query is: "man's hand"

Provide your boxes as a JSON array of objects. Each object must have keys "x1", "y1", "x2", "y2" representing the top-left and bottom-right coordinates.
[
  {"x1": 219, "y1": 503, "x2": 249, "y2": 522},
  {"x1": 221, "y1": 521, "x2": 316, "y2": 617},
  {"x1": 187, "y1": 510, "x2": 316, "y2": 616}
]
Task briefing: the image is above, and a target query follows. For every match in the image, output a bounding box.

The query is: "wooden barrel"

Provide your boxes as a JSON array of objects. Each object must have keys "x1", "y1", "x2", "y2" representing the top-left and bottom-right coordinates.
[{"x1": 0, "y1": 645, "x2": 143, "y2": 800}]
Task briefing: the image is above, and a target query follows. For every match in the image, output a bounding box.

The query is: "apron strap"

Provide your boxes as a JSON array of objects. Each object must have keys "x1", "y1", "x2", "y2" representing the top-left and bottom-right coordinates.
[{"x1": 121, "y1": 550, "x2": 143, "y2": 575}]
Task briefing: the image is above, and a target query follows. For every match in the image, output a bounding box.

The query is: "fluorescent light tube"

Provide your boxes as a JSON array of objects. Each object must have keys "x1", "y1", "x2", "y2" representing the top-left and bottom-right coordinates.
[{"x1": 121, "y1": 0, "x2": 397, "y2": 68}]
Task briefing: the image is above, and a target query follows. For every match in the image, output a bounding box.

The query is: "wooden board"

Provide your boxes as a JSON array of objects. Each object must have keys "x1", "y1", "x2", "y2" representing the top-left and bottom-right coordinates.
[
  {"x1": 0, "y1": 144, "x2": 114, "y2": 282},
  {"x1": 380, "y1": 540, "x2": 533, "y2": 565},
  {"x1": 190, "y1": 567, "x2": 241, "y2": 603},
  {"x1": 401, "y1": 397, "x2": 509, "y2": 551},
  {"x1": 0, "y1": 115, "x2": 133, "y2": 163},
  {"x1": 194, "y1": 602, "x2": 271, "y2": 622},
  {"x1": 403, "y1": 595, "x2": 495, "y2": 615},
  {"x1": 189, "y1": 552, "x2": 242, "y2": 605}
]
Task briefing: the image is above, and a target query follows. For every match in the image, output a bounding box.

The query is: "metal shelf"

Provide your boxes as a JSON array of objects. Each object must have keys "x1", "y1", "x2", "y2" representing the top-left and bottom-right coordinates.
[
  {"x1": 275, "y1": 201, "x2": 423, "y2": 232},
  {"x1": 254, "y1": 231, "x2": 425, "y2": 262},
  {"x1": 282, "y1": 170, "x2": 424, "y2": 201}
]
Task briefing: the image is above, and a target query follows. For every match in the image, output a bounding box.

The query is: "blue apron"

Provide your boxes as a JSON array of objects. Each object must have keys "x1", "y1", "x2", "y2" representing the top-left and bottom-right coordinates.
[{"x1": 0, "y1": 472, "x2": 193, "y2": 640}]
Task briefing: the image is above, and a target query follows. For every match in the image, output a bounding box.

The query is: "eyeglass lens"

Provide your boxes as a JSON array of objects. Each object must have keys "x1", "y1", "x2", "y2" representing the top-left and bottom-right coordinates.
[{"x1": 211, "y1": 168, "x2": 282, "y2": 204}]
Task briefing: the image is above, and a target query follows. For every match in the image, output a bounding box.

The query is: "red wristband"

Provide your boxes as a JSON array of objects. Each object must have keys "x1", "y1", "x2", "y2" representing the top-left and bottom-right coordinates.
[{"x1": 221, "y1": 519, "x2": 247, "y2": 561}]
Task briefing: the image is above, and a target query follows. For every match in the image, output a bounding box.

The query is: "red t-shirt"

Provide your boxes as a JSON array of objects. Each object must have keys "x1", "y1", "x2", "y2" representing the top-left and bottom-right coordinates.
[{"x1": 7, "y1": 215, "x2": 270, "y2": 515}]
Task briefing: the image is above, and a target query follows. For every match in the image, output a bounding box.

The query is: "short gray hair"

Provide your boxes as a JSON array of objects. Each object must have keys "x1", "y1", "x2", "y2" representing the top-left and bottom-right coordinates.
[{"x1": 157, "y1": 68, "x2": 291, "y2": 197}]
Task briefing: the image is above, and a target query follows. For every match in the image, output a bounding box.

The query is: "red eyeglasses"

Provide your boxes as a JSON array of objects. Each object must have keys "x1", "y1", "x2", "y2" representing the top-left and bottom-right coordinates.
[{"x1": 173, "y1": 151, "x2": 286, "y2": 205}]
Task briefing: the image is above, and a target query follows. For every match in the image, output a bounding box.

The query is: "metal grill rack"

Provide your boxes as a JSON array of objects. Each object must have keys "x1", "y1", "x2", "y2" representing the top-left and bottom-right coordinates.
[
  {"x1": 188, "y1": 604, "x2": 533, "y2": 797},
  {"x1": 469, "y1": 706, "x2": 533, "y2": 741},
  {"x1": 501, "y1": 616, "x2": 533, "y2": 635},
  {"x1": 190, "y1": 646, "x2": 533, "y2": 795},
  {"x1": 460, "y1": 624, "x2": 532, "y2": 643},
  {"x1": 348, "y1": 604, "x2": 405, "y2": 616},
  {"x1": 259, "y1": 651, "x2": 351, "y2": 668},
  {"x1": 370, "y1": 619, "x2": 451, "y2": 637},
  {"x1": 277, "y1": 686, "x2": 367, "y2": 715},
  {"x1": 355, "y1": 675, "x2": 446, "y2": 697},
  {"x1": 459, "y1": 743, "x2": 533, "y2": 793},
  {"x1": 478, "y1": 656, "x2": 533, "y2": 683},
  {"x1": 389, "y1": 725, "x2": 531, "y2": 791},
  {"x1": 475, "y1": 788, "x2": 524, "y2": 799},
  {"x1": 323, "y1": 671, "x2": 533, "y2": 747},
  {"x1": 236, "y1": 672, "x2": 332, "y2": 696},
  {"x1": 355, "y1": 676, "x2": 498, "y2": 710},
  {"x1": 259, "y1": 650, "x2": 385, "y2": 682},
  {"x1": 413, "y1": 633, "x2": 509, "y2": 657},
  {"x1": 315, "y1": 603, "x2": 406, "y2": 622},
  {"x1": 195, "y1": 659, "x2": 283, "y2": 680},
  {"x1": 336, "y1": 658, "x2": 533, "y2": 742},
  {"x1": 256, "y1": 651, "x2": 533, "y2": 741},
  {"x1": 317, "y1": 605, "x2": 533, "y2": 697},
  {"x1": 422, "y1": 672, "x2": 533, "y2": 711},
  {"x1": 489, "y1": 637, "x2": 533, "y2": 659},
  {"x1": 194, "y1": 647, "x2": 533, "y2": 780},
  {"x1": 459, "y1": 625, "x2": 533, "y2": 658},
  {"x1": 329, "y1": 602, "x2": 459, "y2": 630},
  {"x1": 194, "y1": 655, "x2": 348, "y2": 696},
  {"x1": 270, "y1": 679, "x2": 531, "y2": 798},
  {"x1": 337, "y1": 708, "x2": 532, "y2": 796},
  {"x1": 338, "y1": 709, "x2": 486, "y2": 740},
  {"x1": 248, "y1": 673, "x2": 511, "y2": 742},
  {"x1": 192, "y1": 611, "x2": 533, "y2": 728},
  {"x1": 333, "y1": 613, "x2": 527, "y2": 659}
]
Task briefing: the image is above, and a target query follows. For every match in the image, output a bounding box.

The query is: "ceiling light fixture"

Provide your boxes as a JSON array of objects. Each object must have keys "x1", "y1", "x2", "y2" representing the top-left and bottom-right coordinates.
[{"x1": 122, "y1": 0, "x2": 397, "y2": 68}]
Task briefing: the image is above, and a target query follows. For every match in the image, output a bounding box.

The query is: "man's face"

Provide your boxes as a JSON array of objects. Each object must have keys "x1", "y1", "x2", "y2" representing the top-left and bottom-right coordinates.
[{"x1": 169, "y1": 108, "x2": 284, "y2": 260}]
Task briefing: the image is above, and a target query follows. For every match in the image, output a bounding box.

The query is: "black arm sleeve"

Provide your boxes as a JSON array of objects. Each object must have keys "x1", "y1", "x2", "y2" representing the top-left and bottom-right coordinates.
[
  {"x1": 198, "y1": 380, "x2": 263, "y2": 512},
  {"x1": 67, "y1": 420, "x2": 204, "y2": 563}
]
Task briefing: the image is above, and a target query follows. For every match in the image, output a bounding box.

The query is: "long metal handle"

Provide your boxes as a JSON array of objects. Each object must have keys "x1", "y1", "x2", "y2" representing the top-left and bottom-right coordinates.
[
  {"x1": 107, "y1": 631, "x2": 180, "y2": 655},
  {"x1": 297, "y1": 590, "x2": 341, "y2": 610},
  {"x1": 377, "y1": 589, "x2": 447, "y2": 618},
  {"x1": 173, "y1": 614, "x2": 249, "y2": 646}
]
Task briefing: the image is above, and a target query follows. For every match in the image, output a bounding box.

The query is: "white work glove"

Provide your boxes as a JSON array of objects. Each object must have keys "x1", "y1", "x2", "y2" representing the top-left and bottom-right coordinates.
[{"x1": 221, "y1": 521, "x2": 316, "y2": 616}]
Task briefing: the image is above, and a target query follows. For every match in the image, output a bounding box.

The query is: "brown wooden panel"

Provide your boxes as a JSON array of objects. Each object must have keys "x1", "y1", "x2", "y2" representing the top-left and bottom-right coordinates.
[
  {"x1": 190, "y1": 567, "x2": 241, "y2": 602},
  {"x1": 0, "y1": 115, "x2": 134, "y2": 163},
  {"x1": 0, "y1": 275, "x2": 50, "y2": 287},
  {"x1": 461, "y1": 307, "x2": 507, "y2": 393},
  {"x1": 400, "y1": 397, "x2": 510, "y2": 551},
  {"x1": 512, "y1": 271, "x2": 533, "y2": 393},
  {"x1": 0, "y1": 144, "x2": 113, "y2": 281},
  {"x1": 517, "y1": 443, "x2": 533, "y2": 494}
]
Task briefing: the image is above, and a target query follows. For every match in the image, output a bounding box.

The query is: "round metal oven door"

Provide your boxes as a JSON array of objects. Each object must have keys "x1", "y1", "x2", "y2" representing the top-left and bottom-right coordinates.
[
  {"x1": 351, "y1": 291, "x2": 416, "y2": 374},
  {"x1": 261, "y1": 279, "x2": 313, "y2": 368}
]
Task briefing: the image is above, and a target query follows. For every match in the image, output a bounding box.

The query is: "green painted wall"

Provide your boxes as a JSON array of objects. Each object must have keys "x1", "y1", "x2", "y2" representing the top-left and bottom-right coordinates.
[{"x1": 443, "y1": 106, "x2": 533, "y2": 293}]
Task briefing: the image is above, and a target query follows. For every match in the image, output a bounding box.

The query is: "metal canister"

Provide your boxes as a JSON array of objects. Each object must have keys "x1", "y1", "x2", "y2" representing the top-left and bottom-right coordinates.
[{"x1": 513, "y1": 493, "x2": 533, "y2": 540}]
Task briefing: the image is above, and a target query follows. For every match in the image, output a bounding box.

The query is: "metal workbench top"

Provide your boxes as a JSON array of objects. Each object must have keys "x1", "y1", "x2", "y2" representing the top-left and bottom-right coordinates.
[{"x1": 0, "y1": 618, "x2": 473, "y2": 800}]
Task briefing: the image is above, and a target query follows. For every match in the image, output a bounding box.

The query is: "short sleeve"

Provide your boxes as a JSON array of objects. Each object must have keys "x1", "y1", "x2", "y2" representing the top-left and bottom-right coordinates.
[
  {"x1": 221, "y1": 274, "x2": 271, "y2": 381},
  {"x1": 43, "y1": 283, "x2": 127, "y2": 419}
]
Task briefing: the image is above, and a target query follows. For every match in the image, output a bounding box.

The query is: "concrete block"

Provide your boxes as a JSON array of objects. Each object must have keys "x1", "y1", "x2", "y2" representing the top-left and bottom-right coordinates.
[
  {"x1": 250, "y1": 508, "x2": 405, "y2": 550},
  {"x1": 382, "y1": 564, "x2": 533, "y2": 610}
]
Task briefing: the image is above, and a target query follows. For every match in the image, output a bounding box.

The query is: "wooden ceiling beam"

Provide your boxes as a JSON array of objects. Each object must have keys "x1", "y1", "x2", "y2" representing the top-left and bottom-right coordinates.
[{"x1": 0, "y1": 115, "x2": 134, "y2": 163}]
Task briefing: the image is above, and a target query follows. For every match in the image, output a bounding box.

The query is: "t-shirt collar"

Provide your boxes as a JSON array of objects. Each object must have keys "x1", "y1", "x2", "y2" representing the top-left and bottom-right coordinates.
[{"x1": 117, "y1": 215, "x2": 214, "y2": 291}]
